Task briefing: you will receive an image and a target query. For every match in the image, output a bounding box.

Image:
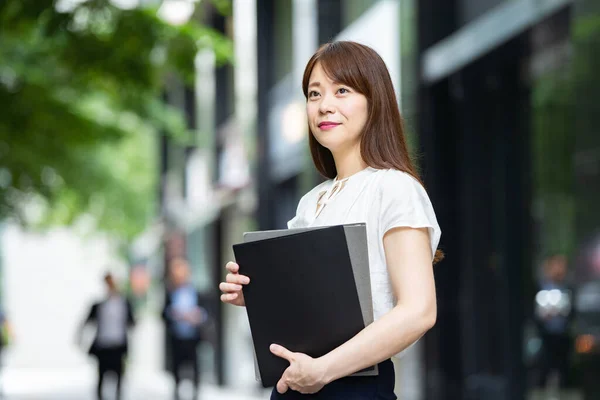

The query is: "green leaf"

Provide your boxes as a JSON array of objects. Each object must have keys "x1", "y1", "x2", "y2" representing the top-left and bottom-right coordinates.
[{"x1": 0, "y1": 0, "x2": 233, "y2": 240}]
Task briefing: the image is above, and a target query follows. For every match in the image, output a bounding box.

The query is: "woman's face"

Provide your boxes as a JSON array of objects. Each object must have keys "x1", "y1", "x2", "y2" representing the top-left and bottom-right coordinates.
[{"x1": 306, "y1": 63, "x2": 368, "y2": 154}]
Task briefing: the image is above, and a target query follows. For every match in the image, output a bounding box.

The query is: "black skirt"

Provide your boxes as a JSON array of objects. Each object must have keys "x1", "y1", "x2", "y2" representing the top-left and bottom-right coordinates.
[{"x1": 270, "y1": 359, "x2": 397, "y2": 400}]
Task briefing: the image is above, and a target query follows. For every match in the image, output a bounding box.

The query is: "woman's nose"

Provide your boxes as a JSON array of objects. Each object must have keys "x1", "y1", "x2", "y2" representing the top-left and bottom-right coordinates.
[{"x1": 319, "y1": 97, "x2": 335, "y2": 114}]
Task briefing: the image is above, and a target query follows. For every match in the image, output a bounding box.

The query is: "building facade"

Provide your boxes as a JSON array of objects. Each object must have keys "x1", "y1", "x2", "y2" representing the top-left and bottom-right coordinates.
[
  {"x1": 146, "y1": 0, "x2": 600, "y2": 398},
  {"x1": 417, "y1": 0, "x2": 600, "y2": 398}
]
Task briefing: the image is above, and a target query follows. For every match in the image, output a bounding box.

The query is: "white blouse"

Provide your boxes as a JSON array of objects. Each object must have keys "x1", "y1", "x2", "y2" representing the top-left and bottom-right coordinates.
[{"x1": 287, "y1": 167, "x2": 441, "y2": 356}]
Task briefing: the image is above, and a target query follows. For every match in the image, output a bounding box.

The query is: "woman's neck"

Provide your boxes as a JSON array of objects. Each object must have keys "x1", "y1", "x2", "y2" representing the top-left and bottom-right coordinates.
[{"x1": 332, "y1": 146, "x2": 367, "y2": 180}]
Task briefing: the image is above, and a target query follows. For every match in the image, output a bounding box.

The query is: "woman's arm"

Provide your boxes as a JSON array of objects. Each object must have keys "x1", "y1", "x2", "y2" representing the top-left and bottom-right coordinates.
[{"x1": 318, "y1": 226, "x2": 437, "y2": 383}]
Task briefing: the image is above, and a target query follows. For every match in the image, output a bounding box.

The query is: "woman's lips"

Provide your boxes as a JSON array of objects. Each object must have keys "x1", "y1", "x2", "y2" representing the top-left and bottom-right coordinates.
[{"x1": 318, "y1": 122, "x2": 341, "y2": 130}]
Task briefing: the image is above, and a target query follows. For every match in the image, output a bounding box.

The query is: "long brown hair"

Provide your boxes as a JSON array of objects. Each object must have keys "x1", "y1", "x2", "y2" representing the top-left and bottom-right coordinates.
[{"x1": 302, "y1": 41, "x2": 444, "y2": 264}]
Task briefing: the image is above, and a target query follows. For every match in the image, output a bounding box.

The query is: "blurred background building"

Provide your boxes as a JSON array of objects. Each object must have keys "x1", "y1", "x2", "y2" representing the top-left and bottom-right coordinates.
[
  {"x1": 417, "y1": 0, "x2": 600, "y2": 399},
  {"x1": 0, "y1": 0, "x2": 599, "y2": 399}
]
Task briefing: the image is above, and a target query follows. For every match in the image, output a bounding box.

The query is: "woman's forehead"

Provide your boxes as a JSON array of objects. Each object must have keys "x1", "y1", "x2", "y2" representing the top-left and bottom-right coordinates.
[{"x1": 309, "y1": 63, "x2": 343, "y2": 86}]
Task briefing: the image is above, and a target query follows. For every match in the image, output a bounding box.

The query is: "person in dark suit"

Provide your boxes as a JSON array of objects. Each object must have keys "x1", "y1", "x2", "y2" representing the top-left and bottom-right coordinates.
[
  {"x1": 534, "y1": 254, "x2": 575, "y2": 389},
  {"x1": 80, "y1": 273, "x2": 136, "y2": 400},
  {"x1": 162, "y1": 257, "x2": 209, "y2": 400}
]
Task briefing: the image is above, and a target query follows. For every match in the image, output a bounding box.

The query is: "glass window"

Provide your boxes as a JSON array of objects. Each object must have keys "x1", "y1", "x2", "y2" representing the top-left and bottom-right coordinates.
[
  {"x1": 342, "y1": 0, "x2": 379, "y2": 28},
  {"x1": 457, "y1": 0, "x2": 507, "y2": 27},
  {"x1": 273, "y1": 0, "x2": 293, "y2": 82},
  {"x1": 399, "y1": 0, "x2": 419, "y2": 154},
  {"x1": 526, "y1": 4, "x2": 600, "y2": 398}
]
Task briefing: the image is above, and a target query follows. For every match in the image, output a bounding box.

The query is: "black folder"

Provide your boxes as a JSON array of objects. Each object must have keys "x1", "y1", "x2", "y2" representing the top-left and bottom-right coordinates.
[{"x1": 233, "y1": 224, "x2": 377, "y2": 388}]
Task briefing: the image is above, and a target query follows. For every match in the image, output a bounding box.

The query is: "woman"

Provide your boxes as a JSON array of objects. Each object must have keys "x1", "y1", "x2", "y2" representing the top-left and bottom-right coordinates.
[{"x1": 220, "y1": 41, "x2": 442, "y2": 399}]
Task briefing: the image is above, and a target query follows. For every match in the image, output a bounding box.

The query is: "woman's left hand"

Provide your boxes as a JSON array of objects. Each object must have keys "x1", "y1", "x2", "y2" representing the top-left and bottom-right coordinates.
[{"x1": 270, "y1": 344, "x2": 329, "y2": 394}]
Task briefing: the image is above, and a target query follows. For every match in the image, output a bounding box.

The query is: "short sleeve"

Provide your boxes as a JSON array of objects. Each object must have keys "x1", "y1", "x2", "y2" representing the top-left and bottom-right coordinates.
[
  {"x1": 287, "y1": 210, "x2": 301, "y2": 229},
  {"x1": 377, "y1": 170, "x2": 441, "y2": 260}
]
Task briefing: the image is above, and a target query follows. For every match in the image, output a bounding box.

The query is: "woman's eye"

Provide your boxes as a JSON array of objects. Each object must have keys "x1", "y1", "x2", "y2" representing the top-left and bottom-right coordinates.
[
  {"x1": 309, "y1": 91, "x2": 320, "y2": 98},
  {"x1": 337, "y1": 87, "x2": 349, "y2": 94}
]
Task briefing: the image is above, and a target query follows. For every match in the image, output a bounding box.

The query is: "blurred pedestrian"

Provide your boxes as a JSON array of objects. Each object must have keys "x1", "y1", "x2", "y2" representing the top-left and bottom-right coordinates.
[
  {"x1": 0, "y1": 306, "x2": 13, "y2": 352},
  {"x1": 162, "y1": 257, "x2": 208, "y2": 400},
  {"x1": 79, "y1": 272, "x2": 136, "y2": 400},
  {"x1": 534, "y1": 254, "x2": 574, "y2": 389},
  {"x1": 0, "y1": 307, "x2": 13, "y2": 397}
]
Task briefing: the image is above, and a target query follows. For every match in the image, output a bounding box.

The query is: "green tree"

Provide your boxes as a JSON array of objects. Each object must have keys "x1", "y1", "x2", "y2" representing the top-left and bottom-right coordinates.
[
  {"x1": 0, "y1": 0, "x2": 232, "y2": 240},
  {"x1": 532, "y1": 0, "x2": 600, "y2": 256}
]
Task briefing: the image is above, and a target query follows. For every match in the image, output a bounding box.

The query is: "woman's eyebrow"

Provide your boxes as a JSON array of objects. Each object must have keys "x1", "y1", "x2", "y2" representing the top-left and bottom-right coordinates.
[{"x1": 309, "y1": 81, "x2": 347, "y2": 88}]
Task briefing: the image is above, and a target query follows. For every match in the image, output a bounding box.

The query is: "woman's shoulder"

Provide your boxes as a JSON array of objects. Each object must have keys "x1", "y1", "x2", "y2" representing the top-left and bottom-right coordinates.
[
  {"x1": 368, "y1": 169, "x2": 437, "y2": 215},
  {"x1": 371, "y1": 168, "x2": 426, "y2": 194}
]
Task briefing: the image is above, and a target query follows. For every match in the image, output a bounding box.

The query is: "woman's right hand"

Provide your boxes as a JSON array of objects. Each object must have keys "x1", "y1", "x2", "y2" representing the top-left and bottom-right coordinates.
[{"x1": 219, "y1": 261, "x2": 250, "y2": 307}]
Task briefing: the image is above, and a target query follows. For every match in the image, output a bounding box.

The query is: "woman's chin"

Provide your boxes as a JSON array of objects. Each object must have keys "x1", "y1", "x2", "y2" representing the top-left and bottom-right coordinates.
[
  {"x1": 314, "y1": 136, "x2": 345, "y2": 152},
  {"x1": 319, "y1": 141, "x2": 356, "y2": 156}
]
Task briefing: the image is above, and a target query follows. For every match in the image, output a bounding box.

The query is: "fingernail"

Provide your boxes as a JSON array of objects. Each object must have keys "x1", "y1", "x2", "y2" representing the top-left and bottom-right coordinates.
[
  {"x1": 270, "y1": 344, "x2": 277, "y2": 351},
  {"x1": 242, "y1": 277, "x2": 250, "y2": 284}
]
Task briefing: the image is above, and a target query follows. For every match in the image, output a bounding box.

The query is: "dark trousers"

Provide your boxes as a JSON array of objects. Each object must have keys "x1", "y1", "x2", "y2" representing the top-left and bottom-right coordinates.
[
  {"x1": 270, "y1": 359, "x2": 397, "y2": 400},
  {"x1": 538, "y1": 333, "x2": 571, "y2": 388},
  {"x1": 170, "y1": 338, "x2": 200, "y2": 400},
  {"x1": 95, "y1": 347, "x2": 125, "y2": 400}
]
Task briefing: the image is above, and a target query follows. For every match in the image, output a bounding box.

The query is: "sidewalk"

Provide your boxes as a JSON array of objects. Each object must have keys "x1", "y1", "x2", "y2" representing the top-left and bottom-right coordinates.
[
  {"x1": 1, "y1": 365, "x2": 271, "y2": 400},
  {"x1": 0, "y1": 311, "x2": 271, "y2": 400},
  {"x1": 0, "y1": 228, "x2": 270, "y2": 399}
]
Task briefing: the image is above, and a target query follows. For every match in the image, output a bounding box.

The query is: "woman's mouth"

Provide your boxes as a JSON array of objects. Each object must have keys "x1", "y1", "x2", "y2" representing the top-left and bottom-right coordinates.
[{"x1": 318, "y1": 122, "x2": 341, "y2": 130}]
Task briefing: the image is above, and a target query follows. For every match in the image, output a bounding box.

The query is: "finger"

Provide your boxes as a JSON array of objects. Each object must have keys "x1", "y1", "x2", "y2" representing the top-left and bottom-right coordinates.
[
  {"x1": 219, "y1": 282, "x2": 242, "y2": 292},
  {"x1": 276, "y1": 379, "x2": 289, "y2": 394},
  {"x1": 220, "y1": 293, "x2": 238, "y2": 303},
  {"x1": 270, "y1": 344, "x2": 294, "y2": 362},
  {"x1": 225, "y1": 261, "x2": 239, "y2": 273},
  {"x1": 226, "y1": 273, "x2": 250, "y2": 285}
]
